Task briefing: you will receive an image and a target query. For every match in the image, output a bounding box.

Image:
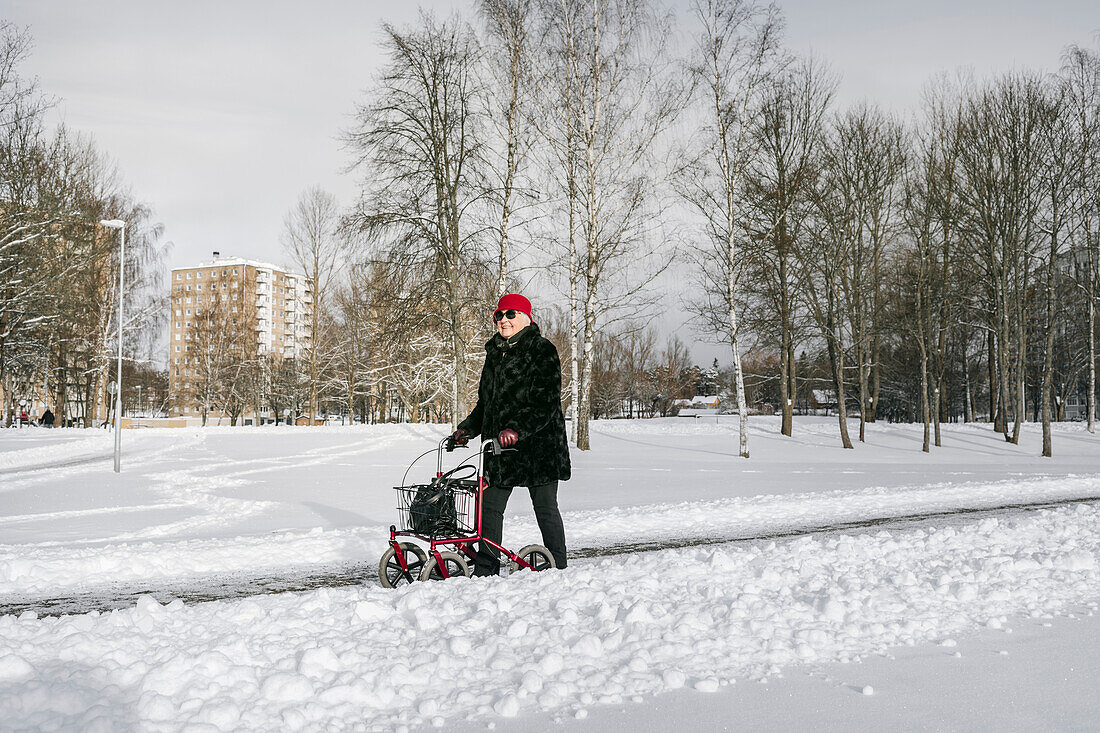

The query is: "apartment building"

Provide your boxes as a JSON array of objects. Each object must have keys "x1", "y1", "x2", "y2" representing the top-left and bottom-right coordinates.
[{"x1": 168, "y1": 254, "x2": 312, "y2": 422}]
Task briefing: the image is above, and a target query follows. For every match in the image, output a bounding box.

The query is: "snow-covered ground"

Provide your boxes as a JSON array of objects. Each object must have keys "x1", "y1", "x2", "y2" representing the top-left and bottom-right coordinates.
[{"x1": 1, "y1": 417, "x2": 1098, "y2": 731}]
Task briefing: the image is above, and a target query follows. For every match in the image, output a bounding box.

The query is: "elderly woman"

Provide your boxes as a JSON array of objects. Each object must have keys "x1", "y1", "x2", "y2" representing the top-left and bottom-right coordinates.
[{"x1": 450, "y1": 293, "x2": 571, "y2": 575}]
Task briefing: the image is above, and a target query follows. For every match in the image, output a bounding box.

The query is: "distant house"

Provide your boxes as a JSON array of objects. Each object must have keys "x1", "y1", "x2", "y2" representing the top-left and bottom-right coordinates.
[{"x1": 674, "y1": 394, "x2": 721, "y2": 417}]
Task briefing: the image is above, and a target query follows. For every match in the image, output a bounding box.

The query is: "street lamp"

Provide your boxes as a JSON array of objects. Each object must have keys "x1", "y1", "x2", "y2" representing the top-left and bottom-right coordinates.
[{"x1": 100, "y1": 218, "x2": 126, "y2": 473}]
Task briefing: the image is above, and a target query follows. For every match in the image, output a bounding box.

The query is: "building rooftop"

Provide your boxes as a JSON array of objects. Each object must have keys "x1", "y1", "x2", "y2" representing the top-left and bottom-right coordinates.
[{"x1": 171, "y1": 255, "x2": 304, "y2": 279}]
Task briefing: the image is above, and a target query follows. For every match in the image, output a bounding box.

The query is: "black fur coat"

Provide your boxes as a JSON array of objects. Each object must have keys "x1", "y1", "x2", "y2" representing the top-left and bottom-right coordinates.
[{"x1": 458, "y1": 323, "x2": 571, "y2": 488}]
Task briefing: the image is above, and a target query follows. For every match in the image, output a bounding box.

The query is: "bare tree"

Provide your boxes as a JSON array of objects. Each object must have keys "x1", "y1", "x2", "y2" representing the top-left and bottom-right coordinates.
[
  {"x1": 678, "y1": 0, "x2": 783, "y2": 458},
  {"x1": 1061, "y1": 42, "x2": 1100, "y2": 434},
  {"x1": 1037, "y1": 80, "x2": 1075, "y2": 456},
  {"x1": 344, "y1": 14, "x2": 490, "y2": 426},
  {"x1": 744, "y1": 59, "x2": 834, "y2": 437},
  {"x1": 799, "y1": 120, "x2": 854, "y2": 449},
  {"x1": 478, "y1": 0, "x2": 538, "y2": 296},
  {"x1": 916, "y1": 74, "x2": 968, "y2": 448},
  {"x1": 901, "y1": 111, "x2": 950, "y2": 452},
  {"x1": 282, "y1": 185, "x2": 347, "y2": 423},
  {"x1": 185, "y1": 279, "x2": 254, "y2": 425},
  {"x1": 831, "y1": 105, "x2": 906, "y2": 442},
  {"x1": 533, "y1": 0, "x2": 686, "y2": 450},
  {"x1": 956, "y1": 74, "x2": 1048, "y2": 444}
]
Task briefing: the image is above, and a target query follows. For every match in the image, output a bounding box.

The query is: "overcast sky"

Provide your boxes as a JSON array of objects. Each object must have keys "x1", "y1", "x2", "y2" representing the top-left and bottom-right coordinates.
[{"x1": 4, "y1": 0, "x2": 1099, "y2": 360}]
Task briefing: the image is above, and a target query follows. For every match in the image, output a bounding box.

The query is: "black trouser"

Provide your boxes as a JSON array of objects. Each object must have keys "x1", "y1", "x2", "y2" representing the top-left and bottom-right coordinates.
[{"x1": 476, "y1": 480, "x2": 567, "y2": 575}]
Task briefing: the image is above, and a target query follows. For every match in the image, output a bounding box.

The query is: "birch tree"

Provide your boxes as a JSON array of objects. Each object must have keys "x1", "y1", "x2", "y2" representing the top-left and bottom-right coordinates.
[
  {"x1": 678, "y1": 0, "x2": 783, "y2": 457},
  {"x1": 534, "y1": 0, "x2": 685, "y2": 450},
  {"x1": 478, "y1": 0, "x2": 537, "y2": 296}
]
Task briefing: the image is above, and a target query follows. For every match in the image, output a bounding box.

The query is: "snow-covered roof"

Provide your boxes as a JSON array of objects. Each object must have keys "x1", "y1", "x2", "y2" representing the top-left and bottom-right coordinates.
[{"x1": 173, "y1": 256, "x2": 305, "y2": 279}]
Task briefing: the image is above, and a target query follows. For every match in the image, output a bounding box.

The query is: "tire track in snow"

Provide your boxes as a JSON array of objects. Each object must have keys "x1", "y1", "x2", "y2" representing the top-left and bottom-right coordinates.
[{"x1": 4, "y1": 493, "x2": 1099, "y2": 618}]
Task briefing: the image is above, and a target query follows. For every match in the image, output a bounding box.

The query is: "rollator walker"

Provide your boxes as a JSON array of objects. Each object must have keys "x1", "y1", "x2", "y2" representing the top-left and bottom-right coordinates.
[{"x1": 379, "y1": 436, "x2": 554, "y2": 587}]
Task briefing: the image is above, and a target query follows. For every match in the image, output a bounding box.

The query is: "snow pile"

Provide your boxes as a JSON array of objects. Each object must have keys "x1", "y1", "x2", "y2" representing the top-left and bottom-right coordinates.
[
  {"x1": 0, "y1": 432, "x2": 115, "y2": 470},
  {"x1": 0, "y1": 527, "x2": 374, "y2": 597},
  {"x1": 4, "y1": 471, "x2": 1099, "y2": 598},
  {"x1": 1, "y1": 504, "x2": 1097, "y2": 731},
  {"x1": 5, "y1": 473, "x2": 1098, "y2": 599}
]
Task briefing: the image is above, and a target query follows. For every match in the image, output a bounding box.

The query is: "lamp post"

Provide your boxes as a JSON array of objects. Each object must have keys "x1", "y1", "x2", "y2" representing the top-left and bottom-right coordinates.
[{"x1": 100, "y1": 218, "x2": 126, "y2": 473}]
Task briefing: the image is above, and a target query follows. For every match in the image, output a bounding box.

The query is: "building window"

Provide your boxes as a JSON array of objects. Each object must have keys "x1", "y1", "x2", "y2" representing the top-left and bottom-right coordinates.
[
  {"x1": 186, "y1": 285, "x2": 192, "y2": 291},
  {"x1": 197, "y1": 272, "x2": 202, "y2": 278},
  {"x1": 186, "y1": 273, "x2": 192, "y2": 279},
  {"x1": 211, "y1": 270, "x2": 217, "y2": 277},
  {"x1": 175, "y1": 346, "x2": 181, "y2": 352},
  {"x1": 176, "y1": 273, "x2": 181, "y2": 280},
  {"x1": 175, "y1": 334, "x2": 180, "y2": 341},
  {"x1": 233, "y1": 269, "x2": 238, "y2": 275}
]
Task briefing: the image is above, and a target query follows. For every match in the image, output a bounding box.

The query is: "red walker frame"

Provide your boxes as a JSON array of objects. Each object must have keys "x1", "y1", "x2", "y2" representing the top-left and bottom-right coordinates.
[{"x1": 384, "y1": 437, "x2": 552, "y2": 582}]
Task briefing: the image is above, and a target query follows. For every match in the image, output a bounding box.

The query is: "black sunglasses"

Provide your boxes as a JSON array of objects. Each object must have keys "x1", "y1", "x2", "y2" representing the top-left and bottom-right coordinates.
[{"x1": 494, "y1": 309, "x2": 519, "y2": 322}]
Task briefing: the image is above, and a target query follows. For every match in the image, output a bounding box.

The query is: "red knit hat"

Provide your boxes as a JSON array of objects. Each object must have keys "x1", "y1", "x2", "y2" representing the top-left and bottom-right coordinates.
[{"x1": 495, "y1": 293, "x2": 532, "y2": 320}]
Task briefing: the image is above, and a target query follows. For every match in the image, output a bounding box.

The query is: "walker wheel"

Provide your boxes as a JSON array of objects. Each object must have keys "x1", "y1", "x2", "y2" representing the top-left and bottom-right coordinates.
[
  {"x1": 514, "y1": 544, "x2": 554, "y2": 572},
  {"x1": 378, "y1": 542, "x2": 428, "y2": 588},
  {"x1": 420, "y1": 551, "x2": 470, "y2": 581}
]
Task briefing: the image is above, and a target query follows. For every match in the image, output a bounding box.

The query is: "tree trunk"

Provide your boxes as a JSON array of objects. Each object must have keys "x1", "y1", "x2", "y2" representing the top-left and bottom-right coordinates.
[
  {"x1": 729, "y1": 305, "x2": 749, "y2": 458},
  {"x1": 779, "y1": 345, "x2": 790, "y2": 431},
  {"x1": 920, "y1": 348, "x2": 930, "y2": 453},
  {"x1": 568, "y1": 145, "x2": 580, "y2": 445},
  {"x1": 932, "y1": 383, "x2": 942, "y2": 447},
  {"x1": 857, "y1": 352, "x2": 868, "y2": 443},
  {"x1": 963, "y1": 353, "x2": 974, "y2": 423},
  {"x1": 1041, "y1": 228, "x2": 1057, "y2": 457},
  {"x1": 780, "y1": 253, "x2": 794, "y2": 436},
  {"x1": 988, "y1": 329, "x2": 998, "y2": 427},
  {"x1": 1090, "y1": 253, "x2": 1097, "y2": 434},
  {"x1": 827, "y1": 336, "x2": 853, "y2": 449},
  {"x1": 1010, "y1": 310, "x2": 1024, "y2": 444},
  {"x1": 576, "y1": 283, "x2": 597, "y2": 451}
]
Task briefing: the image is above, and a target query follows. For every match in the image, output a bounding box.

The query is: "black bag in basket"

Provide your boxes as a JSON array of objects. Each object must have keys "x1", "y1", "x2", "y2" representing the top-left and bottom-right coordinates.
[{"x1": 409, "y1": 483, "x2": 458, "y2": 536}]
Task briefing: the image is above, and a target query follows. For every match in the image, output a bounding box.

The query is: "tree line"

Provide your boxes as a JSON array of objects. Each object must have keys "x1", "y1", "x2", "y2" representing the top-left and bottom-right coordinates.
[
  {"x1": 298, "y1": 0, "x2": 1097, "y2": 458},
  {"x1": 6, "y1": 4, "x2": 1097, "y2": 462},
  {"x1": 0, "y1": 21, "x2": 166, "y2": 427}
]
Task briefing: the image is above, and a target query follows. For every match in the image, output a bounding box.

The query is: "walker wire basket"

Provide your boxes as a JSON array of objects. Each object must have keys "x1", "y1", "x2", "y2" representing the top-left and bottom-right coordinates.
[{"x1": 396, "y1": 478, "x2": 477, "y2": 538}]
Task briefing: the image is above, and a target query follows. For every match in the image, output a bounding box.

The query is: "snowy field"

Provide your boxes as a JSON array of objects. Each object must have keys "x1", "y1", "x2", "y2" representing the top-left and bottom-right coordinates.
[{"x1": 0, "y1": 417, "x2": 1098, "y2": 731}]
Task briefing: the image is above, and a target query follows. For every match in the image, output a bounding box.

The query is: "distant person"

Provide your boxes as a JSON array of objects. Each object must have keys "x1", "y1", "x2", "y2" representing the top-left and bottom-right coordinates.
[
  {"x1": 450, "y1": 293, "x2": 571, "y2": 575},
  {"x1": 19, "y1": 409, "x2": 28, "y2": 427},
  {"x1": 42, "y1": 408, "x2": 55, "y2": 428}
]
